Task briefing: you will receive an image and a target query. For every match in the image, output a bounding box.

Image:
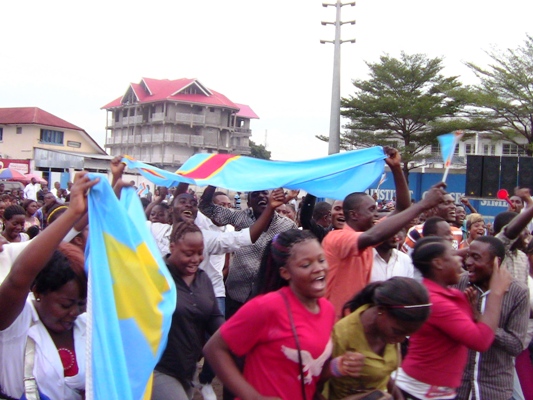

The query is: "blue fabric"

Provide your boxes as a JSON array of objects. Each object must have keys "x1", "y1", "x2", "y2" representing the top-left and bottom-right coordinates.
[
  {"x1": 122, "y1": 147, "x2": 387, "y2": 200},
  {"x1": 86, "y1": 175, "x2": 177, "y2": 400},
  {"x1": 438, "y1": 131, "x2": 463, "y2": 167}
]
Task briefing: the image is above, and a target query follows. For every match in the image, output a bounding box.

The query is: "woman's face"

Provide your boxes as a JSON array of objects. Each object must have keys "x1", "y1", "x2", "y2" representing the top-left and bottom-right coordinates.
[
  {"x1": 26, "y1": 201, "x2": 38, "y2": 216},
  {"x1": 4, "y1": 214, "x2": 25, "y2": 238},
  {"x1": 168, "y1": 232, "x2": 204, "y2": 278},
  {"x1": 469, "y1": 220, "x2": 485, "y2": 241},
  {"x1": 438, "y1": 245, "x2": 463, "y2": 286},
  {"x1": 281, "y1": 239, "x2": 328, "y2": 301},
  {"x1": 0, "y1": 202, "x2": 5, "y2": 219},
  {"x1": 377, "y1": 312, "x2": 425, "y2": 344},
  {"x1": 34, "y1": 280, "x2": 86, "y2": 334}
]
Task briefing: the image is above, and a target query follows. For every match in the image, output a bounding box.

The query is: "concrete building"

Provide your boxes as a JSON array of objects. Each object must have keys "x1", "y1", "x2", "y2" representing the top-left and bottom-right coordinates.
[
  {"x1": 102, "y1": 78, "x2": 259, "y2": 169},
  {"x1": 0, "y1": 107, "x2": 109, "y2": 186}
]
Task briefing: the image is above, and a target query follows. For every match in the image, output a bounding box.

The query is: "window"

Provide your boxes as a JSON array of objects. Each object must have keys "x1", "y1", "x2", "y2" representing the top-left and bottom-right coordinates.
[
  {"x1": 465, "y1": 144, "x2": 475, "y2": 154},
  {"x1": 0, "y1": 127, "x2": 3, "y2": 141},
  {"x1": 502, "y1": 143, "x2": 524, "y2": 155},
  {"x1": 431, "y1": 144, "x2": 440, "y2": 154},
  {"x1": 16, "y1": 127, "x2": 22, "y2": 134},
  {"x1": 483, "y1": 144, "x2": 496, "y2": 155},
  {"x1": 67, "y1": 140, "x2": 81, "y2": 148},
  {"x1": 40, "y1": 129, "x2": 64, "y2": 145}
]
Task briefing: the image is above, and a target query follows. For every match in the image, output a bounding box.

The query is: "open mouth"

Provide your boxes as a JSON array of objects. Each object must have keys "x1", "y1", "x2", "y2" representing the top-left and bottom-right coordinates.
[
  {"x1": 257, "y1": 200, "x2": 267, "y2": 206},
  {"x1": 182, "y1": 210, "x2": 193, "y2": 217}
]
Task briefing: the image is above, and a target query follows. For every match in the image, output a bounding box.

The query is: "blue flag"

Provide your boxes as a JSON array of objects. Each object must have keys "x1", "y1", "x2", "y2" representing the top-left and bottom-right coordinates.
[
  {"x1": 122, "y1": 147, "x2": 386, "y2": 200},
  {"x1": 438, "y1": 131, "x2": 464, "y2": 168},
  {"x1": 86, "y1": 175, "x2": 176, "y2": 400}
]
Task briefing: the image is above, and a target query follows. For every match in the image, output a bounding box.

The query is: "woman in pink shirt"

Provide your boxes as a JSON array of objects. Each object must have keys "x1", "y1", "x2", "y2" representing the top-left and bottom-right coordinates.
[{"x1": 396, "y1": 237, "x2": 511, "y2": 400}]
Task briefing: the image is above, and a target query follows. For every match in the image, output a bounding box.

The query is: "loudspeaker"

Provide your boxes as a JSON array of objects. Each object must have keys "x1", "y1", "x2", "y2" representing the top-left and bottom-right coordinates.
[
  {"x1": 519, "y1": 157, "x2": 533, "y2": 190},
  {"x1": 500, "y1": 156, "x2": 519, "y2": 193},
  {"x1": 482, "y1": 156, "x2": 500, "y2": 198},
  {"x1": 466, "y1": 156, "x2": 483, "y2": 197}
]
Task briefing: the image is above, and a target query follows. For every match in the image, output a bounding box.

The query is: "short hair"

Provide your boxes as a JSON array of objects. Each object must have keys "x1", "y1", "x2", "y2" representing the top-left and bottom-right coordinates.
[
  {"x1": 411, "y1": 236, "x2": 449, "y2": 277},
  {"x1": 170, "y1": 221, "x2": 202, "y2": 243},
  {"x1": 422, "y1": 216, "x2": 447, "y2": 237},
  {"x1": 474, "y1": 236, "x2": 505, "y2": 261},
  {"x1": 213, "y1": 191, "x2": 228, "y2": 198},
  {"x1": 343, "y1": 277, "x2": 430, "y2": 323},
  {"x1": 33, "y1": 242, "x2": 87, "y2": 299},
  {"x1": 3, "y1": 205, "x2": 25, "y2": 220},
  {"x1": 493, "y1": 211, "x2": 517, "y2": 235},
  {"x1": 343, "y1": 192, "x2": 369, "y2": 218},
  {"x1": 466, "y1": 213, "x2": 484, "y2": 230},
  {"x1": 313, "y1": 201, "x2": 332, "y2": 221}
]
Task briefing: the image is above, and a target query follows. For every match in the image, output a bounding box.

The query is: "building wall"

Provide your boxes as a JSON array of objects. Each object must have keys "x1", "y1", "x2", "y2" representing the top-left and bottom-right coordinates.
[{"x1": 0, "y1": 124, "x2": 101, "y2": 159}]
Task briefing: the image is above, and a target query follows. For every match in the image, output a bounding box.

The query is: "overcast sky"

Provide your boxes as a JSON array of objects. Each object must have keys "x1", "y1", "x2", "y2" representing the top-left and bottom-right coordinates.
[{"x1": 1, "y1": 0, "x2": 531, "y2": 161}]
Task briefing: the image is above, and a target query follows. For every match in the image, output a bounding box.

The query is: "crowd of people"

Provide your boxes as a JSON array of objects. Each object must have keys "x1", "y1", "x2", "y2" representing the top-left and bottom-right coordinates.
[{"x1": 0, "y1": 147, "x2": 532, "y2": 400}]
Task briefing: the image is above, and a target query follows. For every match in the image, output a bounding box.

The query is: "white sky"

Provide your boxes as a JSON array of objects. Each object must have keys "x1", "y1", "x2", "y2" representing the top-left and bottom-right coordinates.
[{"x1": 1, "y1": 0, "x2": 531, "y2": 161}]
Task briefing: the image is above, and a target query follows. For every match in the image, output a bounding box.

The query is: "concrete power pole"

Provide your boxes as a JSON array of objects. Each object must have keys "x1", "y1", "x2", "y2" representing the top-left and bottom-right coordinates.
[{"x1": 321, "y1": 1, "x2": 355, "y2": 155}]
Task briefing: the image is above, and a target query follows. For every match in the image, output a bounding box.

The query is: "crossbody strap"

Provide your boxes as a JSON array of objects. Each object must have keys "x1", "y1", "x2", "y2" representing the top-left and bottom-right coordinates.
[
  {"x1": 280, "y1": 290, "x2": 307, "y2": 400},
  {"x1": 23, "y1": 336, "x2": 41, "y2": 400}
]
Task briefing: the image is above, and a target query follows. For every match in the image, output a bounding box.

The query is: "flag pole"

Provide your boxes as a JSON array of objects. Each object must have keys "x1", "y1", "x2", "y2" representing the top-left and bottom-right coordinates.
[{"x1": 442, "y1": 167, "x2": 450, "y2": 184}]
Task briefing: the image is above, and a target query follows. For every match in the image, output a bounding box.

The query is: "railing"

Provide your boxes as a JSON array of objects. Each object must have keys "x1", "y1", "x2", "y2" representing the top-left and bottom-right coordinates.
[
  {"x1": 176, "y1": 113, "x2": 205, "y2": 124},
  {"x1": 234, "y1": 127, "x2": 252, "y2": 134},
  {"x1": 122, "y1": 115, "x2": 143, "y2": 124},
  {"x1": 152, "y1": 112, "x2": 165, "y2": 122}
]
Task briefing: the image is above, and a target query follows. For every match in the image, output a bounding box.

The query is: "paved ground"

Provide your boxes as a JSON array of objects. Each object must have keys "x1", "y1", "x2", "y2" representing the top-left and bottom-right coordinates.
[{"x1": 192, "y1": 361, "x2": 223, "y2": 400}]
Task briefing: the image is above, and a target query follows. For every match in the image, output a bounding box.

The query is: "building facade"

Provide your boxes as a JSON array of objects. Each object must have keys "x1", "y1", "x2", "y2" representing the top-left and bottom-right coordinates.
[
  {"x1": 0, "y1": 107, "x2": 109, "y2": 186},
  {"x1": 102, "y1": 78, "x2": 259, "y2": 168}
]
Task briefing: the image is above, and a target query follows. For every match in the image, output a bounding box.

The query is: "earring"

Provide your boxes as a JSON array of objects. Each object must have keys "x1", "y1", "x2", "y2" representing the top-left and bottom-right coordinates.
[
  {"x1": 377, "y1": 312, "x2": 383, "y2": 315},
  {"x1": 35, "y1": 298, "x2": 41, "y2": 302}
]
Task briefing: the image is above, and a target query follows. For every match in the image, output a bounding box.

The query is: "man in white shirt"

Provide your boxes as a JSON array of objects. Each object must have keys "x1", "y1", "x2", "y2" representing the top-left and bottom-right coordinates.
[
  {"x1": 371, "y1": 228, "x2": 416, "y2": 282},
  {"x1": 23, "y1": 178, "x2": 41, "y2": 201}
]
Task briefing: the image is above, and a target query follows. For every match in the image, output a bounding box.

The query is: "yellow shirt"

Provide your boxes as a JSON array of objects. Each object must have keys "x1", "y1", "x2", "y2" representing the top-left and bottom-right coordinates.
[{"x1": 328, "y1": 304, "x2": 398, "y2": 400}]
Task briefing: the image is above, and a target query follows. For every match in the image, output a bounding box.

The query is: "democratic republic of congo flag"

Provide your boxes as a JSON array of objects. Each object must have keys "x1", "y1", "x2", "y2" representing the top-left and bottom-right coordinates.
[
  {"x1": 438, "y1": 131, "x2": 464, "y2": 168},
  {"x1": 85, "y1": 175, "x2": 176, "y2": 400},
  {"x1": 121, "y1": 147, "x2": 387, "y2": 200}
]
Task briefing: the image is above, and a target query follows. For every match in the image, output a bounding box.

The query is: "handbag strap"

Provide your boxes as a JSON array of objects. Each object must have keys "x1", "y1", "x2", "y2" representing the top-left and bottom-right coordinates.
[
  {"x1": 280, "y1": 290, "x2": 307, "y2": 400},
  {"x1": 23, "y1": 336, "x2": 41, "y2": 400}
]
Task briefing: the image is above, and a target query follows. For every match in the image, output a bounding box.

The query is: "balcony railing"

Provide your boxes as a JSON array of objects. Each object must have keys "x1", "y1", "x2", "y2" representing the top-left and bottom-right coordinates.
[
  {"x1": 122, "y1": 115, "x2": 143, "y2": 125},
  {"x1": 176, "y1": 113, "x2": 205, "y2": 125},
  {"x1": 152, "y1": 112, "x2": 165, "y2": 122},
  {"x1": 234, "y1": 127, "x2": 252, "y2": 134},
  {"x1": 106, "y1": 133, "x2": 206, "y2": 148}
]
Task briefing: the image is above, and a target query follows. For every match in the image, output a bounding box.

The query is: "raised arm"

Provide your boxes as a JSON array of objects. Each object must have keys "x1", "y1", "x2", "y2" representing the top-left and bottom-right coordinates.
[
  {"x1": 0, "y1": 173, "x2": 98, "y2": 330},
  {"x1": 249, "y1": 188, "x2": 285, "y2": 242},
  {"x1": 501, "y1": 189, "x2": 533, "y2": 240},
  {"x1": 384, "y1": 147, "x2": 410, "y2": 213},
  {"x1": 358, "y1": 183, "x2": 445, "y2": 250}
]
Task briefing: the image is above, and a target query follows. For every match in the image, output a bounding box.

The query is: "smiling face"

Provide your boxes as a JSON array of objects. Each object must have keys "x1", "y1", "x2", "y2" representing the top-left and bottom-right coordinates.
[
  {"x1": 436, "y1": 194, "x2": 456, "y2": 223},
  {"x1": 213, "y1": 194, "x2": 232, "y2": 209},
  {"x1": 351, "y1": 195, "x2": 378, "y2": 231},
  {"x1": 33, "y1": 280, "x2": 86, "y2": 334},
  {"x1": 4, "y1": 214, "x2": 25, "y2": 240},
  {"x1": 437, "y1": 245, "x2": 464, "y2": 286},
  {"x1": 509, "y1": 196, "x2": 524, "y2": 212},
  {"x1": 468, "y1": 220, "x2": 485, "y2": 241},
  {"x1": 331, "y1": 200, "x2": 345, "y2": 229},
  {"x1": 276, "y1": 204, "x2": 296, "y2": 221},
  {"x1": 172, "y1": 194, "x2": 198, "y2": 223},
  {"x1": 168, "y1": 231, "x2": 204, "y2": 278},
  {"x1": 279, "y1": 239, "x2": 328, "y2": 303},
  {"x1": 455, "y1": 205, "x2": 466, "y2": 225},
  {"x1": 464, "y1": 240, "x2": 494, "y2": 290},
  {"x1": 248, "y1": 190, "x2": 269, "y2": 217}
]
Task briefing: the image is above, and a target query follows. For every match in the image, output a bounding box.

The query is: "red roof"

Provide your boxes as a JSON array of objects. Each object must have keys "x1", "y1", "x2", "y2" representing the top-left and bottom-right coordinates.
[
  {"x1": 235, "y1": 103, "x2": 259, "y2": 119},
  {"x1": 101, "y1": 78, "x2": 246, "y2": 112},
  {"x1": 0, "y1": 107, "x2": 83, "y2": 131}
]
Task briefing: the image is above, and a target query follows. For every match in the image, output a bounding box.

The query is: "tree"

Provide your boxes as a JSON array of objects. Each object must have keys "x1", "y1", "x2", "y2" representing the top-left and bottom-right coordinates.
[
  {"x1": 317, "y1": 52, "x2": 470, "y2": 182},
  {"x1": 249, "y1": 140, "x2": 271, "y2": 160},
  {"x1": 465, "y1": 35, "x2": 533, "y2": 156}
]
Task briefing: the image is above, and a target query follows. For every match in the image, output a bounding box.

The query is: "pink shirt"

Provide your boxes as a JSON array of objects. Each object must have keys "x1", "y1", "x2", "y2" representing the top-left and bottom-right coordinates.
[
  {"x1": 221, "y1": 286, "x2": 335, "y2": 400},
  {"x1": 401, "y1": 279, "x2": 494, "y2": 388}
]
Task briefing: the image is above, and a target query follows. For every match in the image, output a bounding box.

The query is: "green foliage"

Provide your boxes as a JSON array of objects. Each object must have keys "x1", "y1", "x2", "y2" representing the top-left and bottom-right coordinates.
[
  {"x1": 249, "y1": 140, "x2": 271, "y2": 160},
  {"x1": 317, "y1": 52, "x2": 472, "y2": 181},
  {"x1": 465, "y1": 35, "x2": 533, "y2": 156}
]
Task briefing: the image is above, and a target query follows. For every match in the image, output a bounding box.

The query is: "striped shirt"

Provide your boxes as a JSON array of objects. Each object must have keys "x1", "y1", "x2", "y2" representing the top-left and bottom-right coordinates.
[
  {"x1": 199, "y1": 201, "x2": 296, "y2": 303},
  {"x1": 455, "y1": 275, "x2": 530, "y2": 400}
]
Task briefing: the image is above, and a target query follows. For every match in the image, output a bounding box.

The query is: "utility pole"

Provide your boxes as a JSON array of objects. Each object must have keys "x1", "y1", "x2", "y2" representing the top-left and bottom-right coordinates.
[{"x1": 321, "y1": 1, "x2": 355, "y2": 155}]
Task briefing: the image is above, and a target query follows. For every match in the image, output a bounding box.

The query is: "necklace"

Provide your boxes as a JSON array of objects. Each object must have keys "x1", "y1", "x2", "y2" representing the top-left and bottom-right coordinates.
[{"x1": 57, "y1": 347, "x2": 76, "y2": 371}]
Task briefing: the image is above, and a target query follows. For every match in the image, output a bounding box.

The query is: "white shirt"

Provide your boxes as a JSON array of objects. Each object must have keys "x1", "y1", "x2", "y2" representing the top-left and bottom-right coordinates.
[
  {"x1": 23, "y1": 182, "x2": 41, "y2": 201},
  {"x1": 371, "y1": 248, "x2": 415, "y2": 282},
  {"x1": 0, "y1": 299, "x2": 86, "y2": 399}
]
